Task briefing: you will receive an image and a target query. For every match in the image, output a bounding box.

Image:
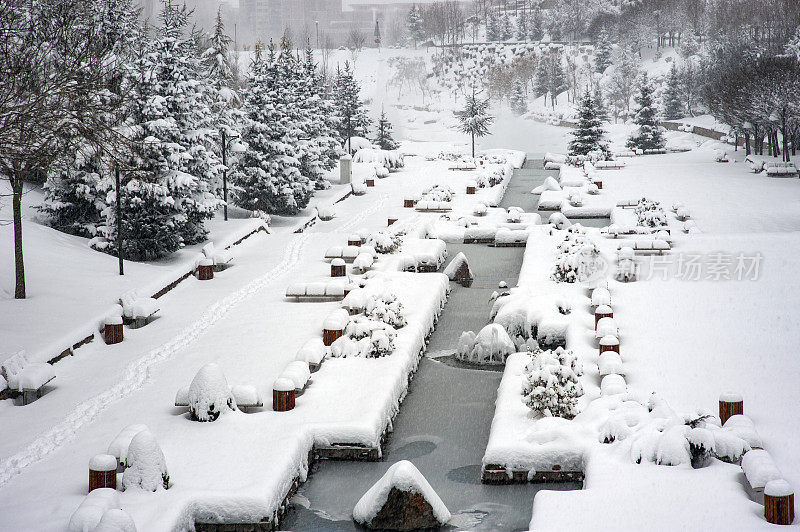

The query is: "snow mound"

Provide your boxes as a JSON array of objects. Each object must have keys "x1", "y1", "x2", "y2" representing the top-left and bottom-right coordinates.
[
  {"x1": 93, "y1": 509, "x2": 137, "y2": 532},
  {"x1": 532, "y1": 176, "x2": 561, "y2": 194},
  {"x1": 122, "y1": 430, "x2": 169, "y2": 492},
  {"x1": 187, "y1": 363, "x2": 236, "y2": 422},
  {"x1": 68, "y1": 488, "x2": 121, "y2": 532},
  {"x1": 352, "y1": 460, "x2": 451, "y2": 527}
]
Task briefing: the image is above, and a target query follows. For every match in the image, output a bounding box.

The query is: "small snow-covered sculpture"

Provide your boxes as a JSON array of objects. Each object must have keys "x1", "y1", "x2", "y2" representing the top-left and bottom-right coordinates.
[
  {"x1": 353, "y1": 460, "x2": 451, "y2": 530},
  {"x1": 187, "y1": 363, "x2": 236, "y2": 422},
  {"x1": 457, "y1": 324, "x2": 515, "y2": 364},
  {"x1": 122, "y1": 430, "x2": 169, "y2": 491},
  {"x1": 443, "y1": 252, "x2": 473, "y2": 286}
]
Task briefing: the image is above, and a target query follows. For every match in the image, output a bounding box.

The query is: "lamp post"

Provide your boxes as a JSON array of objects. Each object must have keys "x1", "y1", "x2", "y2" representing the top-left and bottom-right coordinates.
[{"x1": 315, "y1": 20, "x2": 319, "y2": 48}]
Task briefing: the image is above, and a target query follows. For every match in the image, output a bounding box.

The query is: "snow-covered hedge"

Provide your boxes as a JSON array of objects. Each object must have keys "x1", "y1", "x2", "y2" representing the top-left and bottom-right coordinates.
[
  {"x1": 635, "y1": 197, "x2": 668, "y2": 229},
  {"x1": 364, "y1": 292, "x2": 407, "y2": 329},
  {"x1": 352, "y1": 148, "x2": 405, "y2": 170},
  {"x1": 367, "y1": 230, "x2": 403, "y2": 254},
  {"x1": 420, "y1": 184, "x2": 454, "y2": 202},
  {"x1": 522, "y1": 348, "x2": 584, "y2": 419},
  {"x1": 551, "y1": 230, "x2": 604, "y2": 283},
  {"x1": 333, "y1": 317, "x2": 397, "y2": 358}
]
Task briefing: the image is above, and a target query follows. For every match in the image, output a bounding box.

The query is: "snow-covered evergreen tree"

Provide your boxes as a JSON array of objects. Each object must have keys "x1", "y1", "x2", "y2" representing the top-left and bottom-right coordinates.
[
  {"x1": 569, "y1": 89, "x2": 609, "y2": 157},
  {"x1": 528, "y1": 7, "x2": 544, "y2": 41},
  {"x1": 523, "y1": 348, "x2": 584, "y2": 419},
  {"x1": 500, "y1": 11, "x2": 513, "y2": 41},
  {"x1": 373, "y1": 108, "x2": 399, "y2": 150},
  {"x1": 334, "y1": 61, "x2": 372, "y2": 151},
  {"x1": 486, "y1": 9, "x2": 501, "y2": 42},
  {"x1": 533, "y1": 55, "x2": 549, "y2": 105},
  {"x1": 509, "y1": 79, "x2": 528, "y2": 115},
  {"x1": 594, "y1": 29, "x2": 613, "y2": 73},
  {"x1": 627, "y1": 73, "x2": 666, "y2": 151},
  {"x1": 594, "y1": 85, "x2": 610, "y2": 122},
  {"x1": 406, "y1": 4, "x2": 425, "y2": 48},
  {"x1": 662, "y1": 63, "x2": 684, "y2": 120},
  {"x1": 40, "y1": 0, "x2": 141, "y2": 238},
  {"x1": 455, "y1": 87, "x2": 495, "y2": 158},
  {"x1": 122, "y1": 430, "x2": 169, "y2": 491},
  {"x1": 516, "y1": 9, "x2": 529, "y2": 41},
  {"x1": 232, "y1": 42, "x2": 313, "y2": 214}
]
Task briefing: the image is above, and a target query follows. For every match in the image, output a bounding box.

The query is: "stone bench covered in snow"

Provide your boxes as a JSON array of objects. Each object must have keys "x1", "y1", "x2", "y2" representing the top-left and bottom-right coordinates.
[
  {"x1": 415, "y1": 200, "x2": 452, "y2": 212},
  {"x1": 494, "y1": 228, "x2": 529, "y2": 247},
  {"x1": 742, "y1": 449, "x2": 784, "y2": 492},
  {"x1": 119, "y1": 290, "x2": 160, "y2": 328},
  {"x1": 402, "y1": 239, "x2": 447, "y2": 272},
  {"x1": 201, "y1": 242, "x2": 234, "y2": 271},
  {"x1": 617, "y1": 239, "x2": 671, "y2": 254},
  {"x1": 279, "y1": 361, "x2": 312, "y2": 395},
  {"x1": 595, "y1": 160, "x2": 626, "y2": 169},
  {"x1": 464, "y1": 225, "x2": 497, "y2": 244},
  {"x1": 174, "y1": 383, "x2": 263, "y2": 409},
  {"x1": 325, "y1": 245, "x2": 362, "y2": 263},
  {"x1": 295, "y1": 338, "x2": 328, "y2": 371},
  {"x1": 1, "y1": 351, "x2": 56, "y2": 405},
  {"x1": 285, "y1": 282, "x2": 348, "y2": 301},
  {"x1": 764, "y1": 162, "x2": 798, "y2": 177},
  {"x1": 616, "y1": 199, "x2": 639, "y2": 208}
]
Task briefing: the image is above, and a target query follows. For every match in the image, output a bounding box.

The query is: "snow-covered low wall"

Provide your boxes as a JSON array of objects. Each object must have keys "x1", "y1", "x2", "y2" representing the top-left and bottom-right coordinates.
[{"x1": 481, "y1": 353, "x2": 587, "y2": 483}]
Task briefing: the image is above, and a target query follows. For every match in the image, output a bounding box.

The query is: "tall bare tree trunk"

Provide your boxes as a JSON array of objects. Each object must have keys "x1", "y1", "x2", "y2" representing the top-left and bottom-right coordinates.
[{"x1": 12, "y1": 173, "x2": 25, "y2": 299}]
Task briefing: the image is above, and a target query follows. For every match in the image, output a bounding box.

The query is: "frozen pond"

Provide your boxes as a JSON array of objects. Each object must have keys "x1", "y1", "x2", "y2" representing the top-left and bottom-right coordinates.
[{"x1": 280, "y1": 159, "x2": 581, "y2": 532}]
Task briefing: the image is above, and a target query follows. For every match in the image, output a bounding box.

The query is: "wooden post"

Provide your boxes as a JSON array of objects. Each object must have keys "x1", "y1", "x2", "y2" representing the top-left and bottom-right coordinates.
[
  {"x1": 198, "y1": 258, "x2": 214, "y2": 281},
  {"x1": 331, "y1": 258, "x2": 346, "y2": 277},
  {"x1": 322, "y1": 328, "x2": 343, "y2": 346},
  {"x1": 719, "y1": 392, "x2": 743, "y2": 425},
  {"x1": 104, "y1": 316, "x2": 123, "y2": 345},
  {"x1": 595, "y1": 305, "x2": 613, "y2": 328},
  {"x1": 348, "y1": 237, "x2": 362, "y2": 247},
  {"x1": 466, "y1": 185, "x2": 476, "y2": 195},
  {"x1": 388, "y1": 218, "x2": 397, "y2": 226},
  {"x1": 366, "y1": 178, "x2": 375, "y2": 187},
  {"x1": 599, "y1": 335, "x2": 619, "y2": 355},
  {"x1": 404, "y1": 199, "x2": 414, "y2": 208},
  {"x1": 273, "y1": 378, "x2": 296, "y2": 412},
  {"x1": 89, "y1": 454, "x2": 118, "y2": 492},
  {"x1": 593, "y1": 180, "x2": 603, "y2": 189},
  {"x1": 764, "y1": 480, "x2": 794, "y2": 525}
]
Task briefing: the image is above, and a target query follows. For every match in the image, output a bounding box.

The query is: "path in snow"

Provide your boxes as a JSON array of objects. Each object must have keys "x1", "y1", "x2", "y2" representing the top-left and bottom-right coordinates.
[{"x1": 0, "y1": 233, "x2": 310, "y2": 488}]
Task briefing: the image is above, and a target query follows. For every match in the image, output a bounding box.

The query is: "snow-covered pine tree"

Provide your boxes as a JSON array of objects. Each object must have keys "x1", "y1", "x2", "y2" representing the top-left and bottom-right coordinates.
[
  {"x1": 301, "y1": 43, "x2": 342, "y2": 188},
  {"x1": 455, "y1": 86, "x2": 495, "y2": 158},
  {"x1": 232, "y1": 42, "x2": 313, "y2": 215},
  {"x1": 509, "y1": 79, "x2": 528, "y2": 115},
  {"x1": 662, "y1": 63, "x2": 684, "y2": 120},
  {"x1": 373, "y1": 108, "x2": 399, "y2": 150},
  {"x1": 516, "y1": 9, "x2": 528, "y2": 41},
  {"x1": 627, "y1": 73, "x2": 666, "y2": 151},
  {"x1": 334, "y1": 61, "x2": 372, "y2": 151},
  {"x1": 500, "y1": 11, "x2": 513, "y2": 41},
  {"x1": 406, "y1": 4, "x2": 425, "y2": 48},
  {"x1": 594, "y1": 84, "x2": 610, "y2": 122},
  {"x1": 594, "y1": 29, "x2": 613, "y2": 73},
  {"x1": 486, "y1": 9, "x2": 500, "y2": 42},
  {"x1": 528, "y1": 7, "x2": 544, "y2": 41},
  {"x1": 533, "y1": 55, "x2": 549, "y2": 105},
  {"x1": 569, "y1": 89, "x2": 609, "y2": 157},
  {"x1": 40, "y1": 0, "x2": 141, "y2": 238},
  {"x1": 545, "y1": 52, "x2": 567, "y2": 108}
]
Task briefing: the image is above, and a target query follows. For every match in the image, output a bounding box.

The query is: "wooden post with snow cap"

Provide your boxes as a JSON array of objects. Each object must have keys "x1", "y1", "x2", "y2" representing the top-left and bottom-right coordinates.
[
  {"x1": 331, "y1": 258, "x2": 346, "y2": 277},
  {"x1": 366, "y1": 177, "x2": 375, "y2": 187},
  {"x1": 599, "y1": 335, "x2": 619, "y2": 355},
  {"x1": 719, "y1": 392, "x2": 743, "y2": 425},
  {"x1": 104, "y1": 316, "x2": 123, "y2": 345},
  {"x1": 595, "y1": 305, "x2": 613, "y2": 328},
  {"x1": 466, "y1": 182, "x2": 476, "y2": 195},
  {"x1": 348, "y1": 234, "x2": 362, "y2": 247},
  {"x1": 404, "y1": 196, "x2": 415, "y2": 208},
  {"x1": 197, "y1": 258, "x2": 214, "y2": 280},
  {"x1": 322, "y1": 309, "x2": 349, "y2": 346},
  {"x1": 388, "y1": 217, "x2": 397, "y2": 226},
  {"x1": 272, "y1": 378, "x2": 296, "y2": 412},
  {"x1": 764, "y1": 479, "x2": 794, "y2": 525},
  {"x1": 89, "y1": 454, "x2": 117, "y2": 492}
]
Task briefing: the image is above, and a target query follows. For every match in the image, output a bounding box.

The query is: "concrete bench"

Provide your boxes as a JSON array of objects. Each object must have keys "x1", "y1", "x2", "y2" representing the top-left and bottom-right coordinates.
[
  {"x1": 415, "y1": 200, "x2": 452, "y2": 212},
  {"x1": 595, "y1": 161, "x2": 625, "y2": 169},
  {"x1": 285, "y1": 282, "x2": 347, "y2": 301},
  {"x1": 618, "y1": 239, "x2": 671, "y2": 254},
  {"x1": 765, "y1": 163, "x2": 798, "y2": 177},
  {"x1": 325, "y1": 245, "x2": 362, "y2": 262},
  {"x1": 616, "y1": 199, "x2": 639, "y2": 208},
  {"x1": 1, "y1": 352, "x2": 56, "y2": 405},
  {"x1": 120, "y1": 290, "x2": 159, "y2": 328}
]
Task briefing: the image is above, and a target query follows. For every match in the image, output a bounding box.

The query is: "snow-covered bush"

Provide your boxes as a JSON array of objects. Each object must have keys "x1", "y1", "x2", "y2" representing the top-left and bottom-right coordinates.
[
  {"x1": 122, "y1": 430, "x2": 169, "y2": 491},
  {"x1": 352, "y1": 148, "x2": 404, "y2": 169},
  {"x1": 635, "y1": 198, "x2": 668, "y2": 229},
  {"x1": 552, "y1": 233, "x2": 604, "y2": 283},
  {"x1": 522, "y1": 348, "x2": 584, "y2": 419},
  {"x1": 364, "y1": 292, "x2": 406, "y2": 328},
  {"x1": 420, "y1": 184, "x2": 454, "y2": 202},
  {"x1": 367, "y1": 230, "x2": 403, "y2": 253},
  {"x1": 187, "y1": 363, "x2": 236, "y2": 422},
  {"x1": 337, "y1": 317, "x2": 398, "y2": 358},
  {"x1": 456, "y1": 324, "x2": 515, "y2": 364}
]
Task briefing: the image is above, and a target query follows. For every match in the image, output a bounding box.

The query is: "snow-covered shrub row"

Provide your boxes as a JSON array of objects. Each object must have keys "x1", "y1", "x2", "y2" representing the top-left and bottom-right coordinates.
[
  {"x1": 352, "y1": 148, "x2": 405, "y2": 170},
  {"x1": 551, "y1": 229, "x2": 604, "y2": 283},
  {"x1": 333, "y1": 317, "x2": 397, "y2": 358},
  {"x1": 474, "y1": 167, "x2": 506, "y2": 188},
  {"x1": 634, "y1": 197, "x2": 669, "y2": 229},
  {"x1": 522, "y1": 347, "x2": 584, "y2": 419},
  {"x1": 457, "y1": 324, "x2": 516, "y2": 364},
  {"x1": 599, "y1": 393, "x2": 753, "y2": 468},
  {"x1": 420, "y1": 184, "x2": 454, "y2": 202}
]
